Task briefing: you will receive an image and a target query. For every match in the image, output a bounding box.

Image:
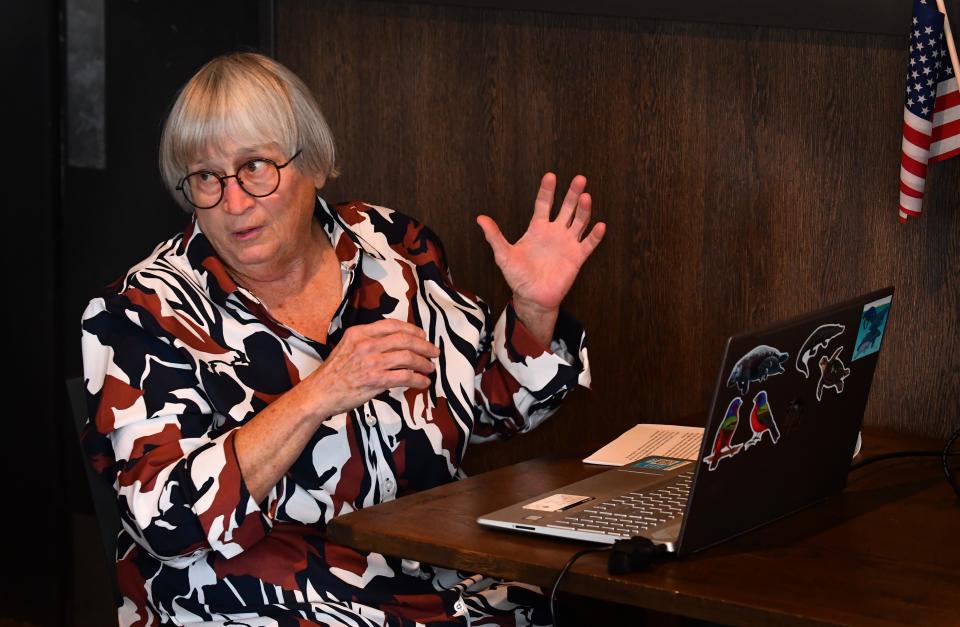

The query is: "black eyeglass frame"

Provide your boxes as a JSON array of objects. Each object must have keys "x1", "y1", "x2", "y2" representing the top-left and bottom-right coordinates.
[{"x1": 176, "y1": 150, "x2": 303, "y2": 210}]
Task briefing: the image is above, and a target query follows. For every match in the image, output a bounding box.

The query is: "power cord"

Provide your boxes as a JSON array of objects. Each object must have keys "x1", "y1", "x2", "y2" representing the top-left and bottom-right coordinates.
[
  {"x1": 850, "y1": 450, "x2": 953, "y2": 471},
  {"x1": 849, "y1": 425, "x2": 960, "y2": 499},
  {"x1": 548, "y1": 546, "x2": 609, "y2": 626},
  {"x1": 548, "y1": 538, "x2": 668, "y2": 626},
  {"x1": 944, "y1": 425, "x2": 960, "y2": 498}
]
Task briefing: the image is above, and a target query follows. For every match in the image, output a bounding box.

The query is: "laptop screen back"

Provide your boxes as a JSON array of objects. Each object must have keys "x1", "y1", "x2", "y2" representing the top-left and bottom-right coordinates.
[{"x1": 676, "y1": 288, "x2": 894, "y2": 555}]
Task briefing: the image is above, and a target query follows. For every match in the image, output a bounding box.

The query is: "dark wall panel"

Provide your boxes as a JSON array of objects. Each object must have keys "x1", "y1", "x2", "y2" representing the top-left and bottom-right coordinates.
[
  {"x1": 276, "y1": 1, "x2": 958, "y2": 471},
  {"x1": 59, "y1": 3, "x2": 266, "y2": 624},
  {"x1": 0, "y1": 2, "x2": 63, "y2": 624}
]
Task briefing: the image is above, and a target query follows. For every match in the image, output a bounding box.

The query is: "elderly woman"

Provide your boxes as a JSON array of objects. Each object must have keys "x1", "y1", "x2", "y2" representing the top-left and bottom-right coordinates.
[{"x1": 82, "y1": 52, "x2": 604, "y2": 627}]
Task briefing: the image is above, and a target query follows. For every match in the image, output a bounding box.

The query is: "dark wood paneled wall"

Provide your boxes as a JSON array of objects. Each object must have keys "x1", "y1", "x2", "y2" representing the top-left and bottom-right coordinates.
[{"x1": 276, "y1": 1, "x2": 959, "y2": 471}]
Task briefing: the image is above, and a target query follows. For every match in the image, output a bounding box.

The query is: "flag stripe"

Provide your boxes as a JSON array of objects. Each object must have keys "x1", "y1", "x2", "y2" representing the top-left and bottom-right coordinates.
[
  {"x1": 900, "y1": 164, "x2": 927, "y2": 190},
  {"x1": 934, "y1": 77, "x2": 959, "y2": 102},
  {"x1": 899, "y1": 196, "x2": 923, "y2": 214},
  {"x1": 930, "y1": 135, "x2": 960, "y2": 160},
  {"x1": 932, "y1": 101, "x2": 960, "y2": 126},
  {"x1": 902, "y1": 135, "x2": 932, "y2": 162},
  {"x1": 902, "y1": 122, "x2": 933, "y2": 150},
  {"x1": 900, "y1": 180, "x2": 925, "y2": 198},
  {"x1": 931, "y1": 117, "x2": 960, "y2": 143},
  {"x1": 901, "y1": 151, "x2": 929, "y2": 178},
  {"x1": 930, "y1": 144, "x2": 960, "y2": 161},
  {"x1": 904, "y1": 107, "x2": 934, "y2": 134},
  {"x1": 934, "y1": 89, "x2": 960, "y2": 113}
]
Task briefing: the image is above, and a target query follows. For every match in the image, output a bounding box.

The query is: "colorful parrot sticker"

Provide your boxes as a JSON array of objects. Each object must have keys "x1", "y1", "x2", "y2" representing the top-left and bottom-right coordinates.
[
  {"x1": 744, "y1": 390, "x2": 780, "y2": 450},
  {"x1": 726, "y1": 345, "x2": 790, "y2": 394},
  {"x1": 852, "y1": 296, "x2": 892, "y2": 361},
  {"x1": 795, "y1": 323, "x2": 845, "y2": 378},
  {"x1": 702, "y1": 397, "x2": 745, "y2": 471},
  {"x1": 816, "y1": 346, "x2": 851, "y2": 401}
]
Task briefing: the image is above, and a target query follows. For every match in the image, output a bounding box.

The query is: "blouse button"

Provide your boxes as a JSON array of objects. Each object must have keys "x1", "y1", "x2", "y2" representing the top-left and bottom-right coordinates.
[
  {"x1": 384, "y1": 478, "x2": 396, "y2": 494},
  {"x1": 365, "y1": 413, "x2": 378, "y2": 427}
]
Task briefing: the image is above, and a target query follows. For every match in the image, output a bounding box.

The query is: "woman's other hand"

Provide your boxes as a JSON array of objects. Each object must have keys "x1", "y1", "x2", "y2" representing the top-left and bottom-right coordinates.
[
  {"x1": 476, "y1": 173, "x2": 605, "y2": 345},
  {"x1": 306, "y1": 319, "x2": 439, "y2": 417},
  {"x1": 236, "y1": 319, "x2": 438, "y2": 501}
]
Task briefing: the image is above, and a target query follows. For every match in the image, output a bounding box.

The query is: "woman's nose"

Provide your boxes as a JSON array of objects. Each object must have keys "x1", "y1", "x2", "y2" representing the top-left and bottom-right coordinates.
[{"x1": 221, "y1": 177, "x2": 254, "y2": 214}]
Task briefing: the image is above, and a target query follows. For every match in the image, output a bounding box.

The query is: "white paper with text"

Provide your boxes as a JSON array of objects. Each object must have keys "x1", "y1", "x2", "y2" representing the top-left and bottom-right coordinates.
[{"x1": 584, "y1": 424, "x2": 704, "y2": 466}]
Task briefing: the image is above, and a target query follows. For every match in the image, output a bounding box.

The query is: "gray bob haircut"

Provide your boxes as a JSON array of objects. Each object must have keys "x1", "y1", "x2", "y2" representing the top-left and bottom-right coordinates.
[{"x1": 159, "y1": 52, "x2": 339, "y2": 210}]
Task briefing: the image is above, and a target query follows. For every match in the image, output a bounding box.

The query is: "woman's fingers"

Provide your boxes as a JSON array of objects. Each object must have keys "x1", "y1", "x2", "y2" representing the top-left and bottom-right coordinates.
[
  {"x1": 555, "y1": 175, "x2": 587, "y2": 226},
  {"x1": 373, "y1": 331, "x2": 440, "y2": 359},
  {"x1": 383, "y1": 369, "x2": 432, "y2": 390},
  {"x1": 580, "y1": 221, "x2": 607, "y2": 256},
  {"x1": 476, "y1": 215, "x2": 510, "y2": 263},
  {"x1": 533, "y1": 172, "x2": 557, "y2": 221},
  {"x1": 379, "y1": 349, "x2": 436, "y2": 375},
  {"x1": 353, "y1": 318, "x2": 427, "y2": 339},
  {"x1": 569, "y1": 192, "x2": 592, "y2": 239}
]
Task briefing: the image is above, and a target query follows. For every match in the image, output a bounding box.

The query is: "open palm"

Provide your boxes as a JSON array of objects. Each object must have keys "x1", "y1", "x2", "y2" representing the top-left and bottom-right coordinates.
[{"x1": 477, "y1": 173, "x2": 606, "y2": 314}]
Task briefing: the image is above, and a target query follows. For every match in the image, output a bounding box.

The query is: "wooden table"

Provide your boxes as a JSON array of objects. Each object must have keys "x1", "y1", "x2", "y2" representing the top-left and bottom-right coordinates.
[{"x1": 327, "y1": 430, "x2": 959, "y2": 626}]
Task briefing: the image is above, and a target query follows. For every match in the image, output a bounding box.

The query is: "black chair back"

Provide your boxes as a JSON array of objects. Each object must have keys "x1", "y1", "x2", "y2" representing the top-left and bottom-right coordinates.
[{"x1": 66, "y1": 376, "x2": 121, "y2": 603}]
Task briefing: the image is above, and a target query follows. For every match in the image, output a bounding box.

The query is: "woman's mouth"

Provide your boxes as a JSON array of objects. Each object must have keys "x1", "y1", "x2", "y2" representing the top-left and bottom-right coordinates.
[{"x1": 233, "y1": 226, "x2": 263, "y2": 241}]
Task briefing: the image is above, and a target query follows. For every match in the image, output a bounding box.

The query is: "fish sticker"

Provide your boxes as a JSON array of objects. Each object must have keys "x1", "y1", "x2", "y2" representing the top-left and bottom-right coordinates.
[
  {"x1": 703, "y1": 397, "x2": 745, "y2": 471},
  {"x1": 727, "y1": 345, "x2": 789, "y2": 394},
  {"x1": 795, "y1": 323, "x2": 845, "y2": 378},
  {"x1": 852, "y1": 296, "x2": 892, "y2": 361},
  {"x1": 816, "y1": 346, "x2": 851, "y2": 401},
  {"x1": 744, "y1": 390, "x2": 780, "y2": 449}
]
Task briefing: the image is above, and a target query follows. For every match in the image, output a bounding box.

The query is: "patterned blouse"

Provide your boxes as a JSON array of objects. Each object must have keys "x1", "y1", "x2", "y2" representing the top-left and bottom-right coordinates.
[{"x1": 81, "y1": 197, "x2": 590, "y2": 626}]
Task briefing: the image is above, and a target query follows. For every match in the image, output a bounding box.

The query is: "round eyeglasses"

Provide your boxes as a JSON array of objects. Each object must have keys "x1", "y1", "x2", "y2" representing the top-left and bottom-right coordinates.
[{"x1": 176, "y1": 150, "x2": 302, "y2": 210}]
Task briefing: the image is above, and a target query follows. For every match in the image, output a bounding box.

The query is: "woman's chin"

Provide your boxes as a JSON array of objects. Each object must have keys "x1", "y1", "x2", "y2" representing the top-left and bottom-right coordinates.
[{"x1": 226, "y1": 243, "x2": 278, "y2": 273}]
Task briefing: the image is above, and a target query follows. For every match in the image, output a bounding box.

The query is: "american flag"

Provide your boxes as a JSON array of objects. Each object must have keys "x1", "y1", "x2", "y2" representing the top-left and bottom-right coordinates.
[{"x1": 899, "y1": 0, "x2": 959, "y2": 223}]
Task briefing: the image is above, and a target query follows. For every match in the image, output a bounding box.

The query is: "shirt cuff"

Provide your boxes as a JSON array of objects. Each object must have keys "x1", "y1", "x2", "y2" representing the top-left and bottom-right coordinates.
[
  {"x1": 492, "y1": 302, "x2": 590, "y2": 400},
  {"x1": 188, "y1": 429, "x2": 272, "y2": 559}
]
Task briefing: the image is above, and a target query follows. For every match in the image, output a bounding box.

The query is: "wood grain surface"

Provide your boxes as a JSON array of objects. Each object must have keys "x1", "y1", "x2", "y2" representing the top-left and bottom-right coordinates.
[
  {"x1": 327, "y1": 429, "x2": 960, "y2": 626},
  {"x1": 276, "y1": 1, "x2": 959, "y2": 472}
]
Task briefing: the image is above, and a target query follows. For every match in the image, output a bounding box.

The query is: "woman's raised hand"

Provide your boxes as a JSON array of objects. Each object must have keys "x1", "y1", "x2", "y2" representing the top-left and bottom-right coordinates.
[
  {"x1": 476, "y1": 173, "x2": 605, "y2": 344},
  {"x1": 306, "y1": 319, "x2": 439, "y2": 417}
]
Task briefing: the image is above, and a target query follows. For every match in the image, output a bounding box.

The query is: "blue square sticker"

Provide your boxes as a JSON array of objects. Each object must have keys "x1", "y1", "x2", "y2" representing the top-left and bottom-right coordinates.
[
  {"x1": 631, "y1": 457, "x2": 690, "y2": 471},
  {"x1": 852, "y1": 295, "x2": 892, "y2": 361}
]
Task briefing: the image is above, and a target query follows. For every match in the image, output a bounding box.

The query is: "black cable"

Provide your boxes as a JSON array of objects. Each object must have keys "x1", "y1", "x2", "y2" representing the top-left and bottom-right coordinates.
[
  {"x1": 944, "y1": 425, "x2": 960, "y2": 498},
  {"x1": 548, "y1": 546, "x2": 610, "y2": 627},
  {"x1": 548, "y1": 537, "x2": 670, "y2": 626},
  {"x1": 849, "y1": 450, "x2": 956, "y2": 472},
  {"x1": 848, "y1": 426, "x2": 960, "y2": 501}
]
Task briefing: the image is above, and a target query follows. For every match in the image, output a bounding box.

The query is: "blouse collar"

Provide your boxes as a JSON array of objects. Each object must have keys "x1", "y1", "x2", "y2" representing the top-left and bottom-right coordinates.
[{"x1": 177, "y1": 195, "x2": 387, "y2": 308}]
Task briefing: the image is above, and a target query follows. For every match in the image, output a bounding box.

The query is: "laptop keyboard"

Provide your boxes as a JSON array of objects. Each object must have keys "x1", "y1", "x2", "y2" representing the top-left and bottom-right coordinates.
[{"x1": 547, "y1": 470, "x2": 693, "y2": 537}]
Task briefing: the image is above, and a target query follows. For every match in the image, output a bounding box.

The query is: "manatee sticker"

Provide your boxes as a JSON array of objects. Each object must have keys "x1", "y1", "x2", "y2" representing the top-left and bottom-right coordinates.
[
  {"x1": 816, "y1": 346, "x2": 851, "y2": 401},
  {"x1": 727, "y1": 345, "x2": 789, "y2": 394},
  {"x1": 796, "y1": 323, "x2": 845, "y2": 378},
  {"x1": 703, "y1": 397, "x2": 745, "y2": 471},
  {"x1": 852, "y1": 296, "x2": 892, "y2": 361}
]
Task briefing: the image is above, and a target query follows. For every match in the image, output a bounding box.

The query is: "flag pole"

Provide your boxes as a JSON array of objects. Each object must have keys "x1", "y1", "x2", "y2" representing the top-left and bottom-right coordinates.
[{"x1": 936, "y1": 0, "x2": 960, "y2": 76}]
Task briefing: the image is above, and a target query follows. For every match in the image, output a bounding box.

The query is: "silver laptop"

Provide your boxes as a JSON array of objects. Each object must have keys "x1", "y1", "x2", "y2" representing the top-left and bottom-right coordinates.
[{"x1": 478, "y1": 288, "x2": 894, "y2": 555}]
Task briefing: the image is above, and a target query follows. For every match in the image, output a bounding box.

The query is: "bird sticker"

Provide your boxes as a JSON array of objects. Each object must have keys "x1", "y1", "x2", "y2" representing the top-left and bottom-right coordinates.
[
  {"x1": 795, "y1": 323, "x2": 845, "y2": 378},
  {"x1": 816, "y1": 346, "x2": 851, "y2": 401},
  {"x1": 703, "y1": 397, "x2": 745, "y2": 471},
  {"x1": 727, "y1": 345, "x2": 789, "y2": 395},
  {"x1": 744, "y1": 390, "x2": 780, "y2": 450}
]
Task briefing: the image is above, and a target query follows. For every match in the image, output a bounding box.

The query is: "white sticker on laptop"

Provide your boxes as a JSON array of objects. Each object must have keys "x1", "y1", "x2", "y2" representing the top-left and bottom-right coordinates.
[{"x1": 523, "y1": 494, "x2": 592, "y2": 512}]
